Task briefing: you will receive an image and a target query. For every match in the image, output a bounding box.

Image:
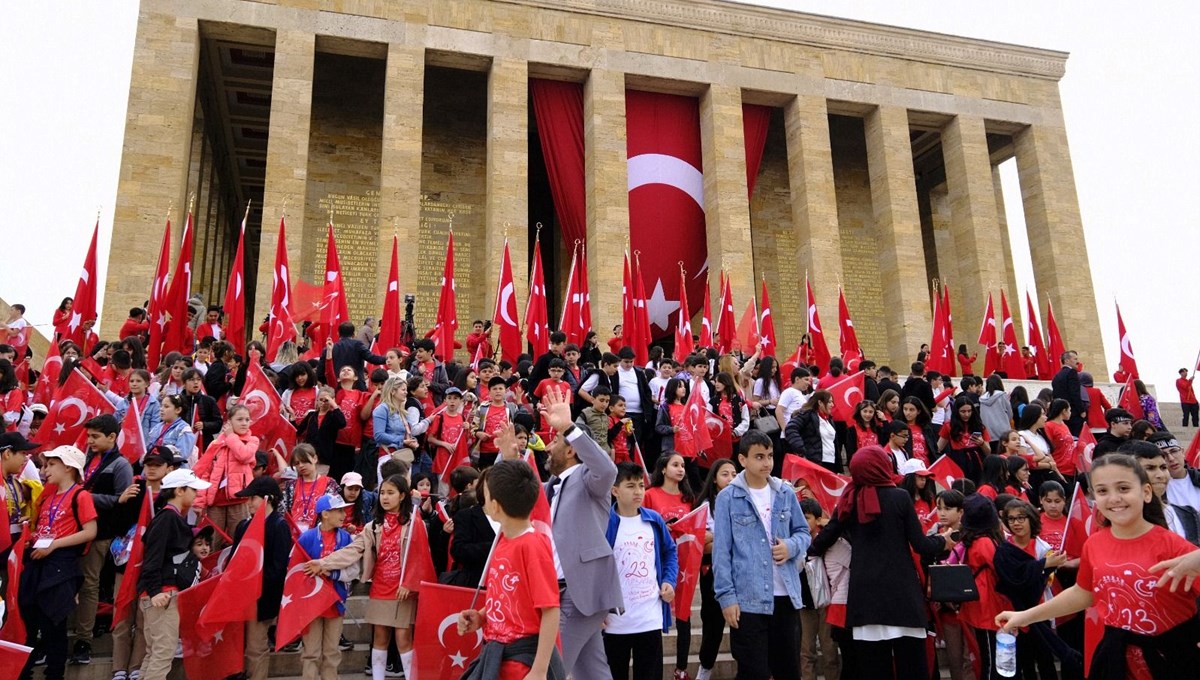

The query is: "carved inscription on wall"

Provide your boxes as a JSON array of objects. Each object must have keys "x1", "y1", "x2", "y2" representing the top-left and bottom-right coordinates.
[
  {"x1": 314, "y1": 190, "x2": 380, "y2": 321},
  {"x1": 416, "y1": 196, "x2": 475, "y2": 332}
]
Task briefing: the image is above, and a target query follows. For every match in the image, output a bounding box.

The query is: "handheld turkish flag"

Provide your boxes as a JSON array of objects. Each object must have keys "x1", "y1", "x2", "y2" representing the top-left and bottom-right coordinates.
[
  {"x1": 781, "y1": 454, "x2": 849, "y2": 515},
  {"x1": 146, "y1": 219, "x2": 172, "y2": 369},
  {"x1": 699, "y1": 276, "x2": 714, "y2": 349},
  {"x1": 781, "y1": 343, "x2": 805, "y2": 386},
  {"x1": 519, "y1": 451, "x2": 555, "y2": 538},
  {"x1": 0, "y1": 640, "x2": 33, "y2": 680},
  {"x1": 674, "y1": 266, "x2": 695, "y2": 362},
  {"x1": 240, "y1": 353, "x2": 283, "y2": 438},
  {"x1": 438, "y1": 432, "x2": 474, "y2": 489},
  {"x1": 373, "y1": 236, "x2": 402, "y2": 355},
  {"x1": 1183, "y1": 433, "x2": 1200, "y2": 469},
  {"x1": 400, "y1": 516, "x2": 438, "y2": 593},
  {"x1": 179, "y1": 577, "x2": 246, "y2": 680},
  {"x1": 525, "y1": 237, "x2": 550, "y2": 359},
  {"x1": 560, "y1": 243, "x2": 585, "y2": 346},
  {"x1": 734, "y1": 299, "x2": 759, "y2": 354},
  {"x1": 705, "y1": 410, "x2": 733, "y2": 463},
  {"x1": 716, "y1": 271, "x2": 737, "y2": 355},
  {"x1": 676, "y1": 376, "x2": 713, "y2": 458},
  {"x1": 318, "y1": 223, "x2": 351, "y2": 351},
  {"x1": 630, "y1": 254, "x2": 653, "y2": 365},
  {"x1": 578, "y1": 243, "x2": 593, "y2": 342},
  {"x1": 162, "y1": 213, "x2": 195, "y2": 356},
  {"x1": 928, "y1": 454, "x2": 966, "y2": 492},
  {"x1": 928, "y1": 288, "x2": 948, "y2": 375},
  {"x1": 978, "y1": 293, "x2": 1000, "y2": 377},
  {"x1": 999, "y1": 292, "x2": 1026, "y2": 379},
  {"x1": 413, "y1": 582, "x2": 486, "y2": 680},
  {"x1": 63, "y1": 220, "x2": 100, "y2": 346},
  {"x1": 0, "y1": 528, "x2": 29, "y2": 644},
  {"x1": 1045, "y1": 301, "x2": 1067, "y2": 370},
  {"x1": 669, "y1": 504, "x2": 708, "y2": 621},
  {"x1": 758, "y1": 278, "x2": 777, "y2": 358},
  {"x1": 1025, "y1": 292, "x2": 1052, "y2": 380},
  {"x1": 626, "y1": 89, "x2": 707, "y2": 340},
  {"x1": 838, "y1": 288, "x2": 863, "y2": 367},
  {"x1": 267, "y1": 218, "x2": 298, "y2": 358},
  {"x1": 200, "y1": 502, "x2": 266, "y2": 626},
  {"x1": 1115, "y1": 302, "x2": 1140, "y2": 380},
  {"x1": 1063, "y1": 482, "x2": 1096, "y2": 561},
  {"x1": 32, "y1": 343, "x2": 63, "y2": 407},
  {"x1": 275, "y1": 545, "x2": 341, "y2": 650},
  {"x1": 222, "y1": 210, "x2": 248, "y2": 356},
  {"x1": 940, "y1": 285, "x2": 956, "y2": 378},
  {"x1": 826, "y1": 371, "x2": 865, "y2": 423},
  {"x1": 116, "y1": 397, "x2": 146, "y2": 463},
  {"x1": 622, "y1": 254, "x2": 636, "y2": 353},
  {"x1": 113, "y1": 492, "x2": 153, "y2": 625},
  {"x1": 805, "y1": 278, "x2": 832, "y2": 375},
  {"x1": 433, "y1": 231, "x2": 459, "y2": 362},
  {"x1": 631, "y1": 441, "x2": 653, "y2": 487},
  {"x1": 1117, "y1": 376, "x2": 1144, "y2": 421},
  {"x1": 492, "y1": 238, "x2": 522, "y2": 365},
  {"x1": 1074, "y1": 427, "x2": 1098, "y2": 474},
  {"x1": 33, "y1": 368, "x2": 116, "y2": 448}
]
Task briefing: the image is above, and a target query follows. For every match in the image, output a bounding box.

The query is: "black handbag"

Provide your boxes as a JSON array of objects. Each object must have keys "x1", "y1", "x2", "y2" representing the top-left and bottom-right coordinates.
[{"x1": 929, "y1": 564, "x2": 980, "y2": 603}]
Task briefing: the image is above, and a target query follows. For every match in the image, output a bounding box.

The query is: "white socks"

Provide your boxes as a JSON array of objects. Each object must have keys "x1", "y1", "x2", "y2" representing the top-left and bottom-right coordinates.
[
  {"x1": 399, "y1": 650, "x2": 414, "y2": 679},
  {"x1": 371, "y1": 648, "x2": 387, "y2": 680}
]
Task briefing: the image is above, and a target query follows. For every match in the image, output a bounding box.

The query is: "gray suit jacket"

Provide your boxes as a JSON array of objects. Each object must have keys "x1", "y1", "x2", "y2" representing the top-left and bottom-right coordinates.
[{"x1": 549, "y1": 427, "x2": 624, "y2": 616}]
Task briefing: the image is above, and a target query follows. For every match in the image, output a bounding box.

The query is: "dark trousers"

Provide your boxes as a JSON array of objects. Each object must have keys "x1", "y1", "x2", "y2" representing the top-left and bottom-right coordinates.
[
  {"x1": 854, "y1": 636, "x2": 927, "y2": 680},
  {"x1": 698, "y1": 568, "x2": 727, "y2": 669},
  {"x1": 1056, "y1": 616, "x2": 1084, "y2": 680},
  {"x1": 974, "y1": 628, "x2": 1002, "y2": 680},
  {"x1": 728, "y1": 595, "x2": 801, "y2": 680},
  {"x1": 675, "y1": 618, "x2": 690, "y2": 671},
  {"x1": 831, "y1": 626, "x2": 858, "y2": 680},
  {"x1": 330, "y1": 442, "x2": 356, "y2": 482},
  {"x1": 1017, "y1": 630, "x2": 1058, "y2": 680},
  {"x1": 20, "y1": 606, "x2": 69, "y2": 680},
  {"x1": 603, "y1": 629, "x2": 663, "y2": 680},
  {"x1": 1183, "y1": 403, "x2": 1199, "y2": 427}
]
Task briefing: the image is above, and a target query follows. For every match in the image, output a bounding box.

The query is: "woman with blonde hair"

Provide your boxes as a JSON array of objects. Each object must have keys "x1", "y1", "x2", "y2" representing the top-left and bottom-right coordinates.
[{"x1": 372, "y1": 375, "x2": 420, "y2": 486}]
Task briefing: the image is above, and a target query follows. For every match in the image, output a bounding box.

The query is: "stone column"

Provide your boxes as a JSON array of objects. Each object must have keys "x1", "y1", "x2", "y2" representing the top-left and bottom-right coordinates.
[
  {"x1": 584, "y1": 69, "x2": 630, "y2": 338},
  {"x1": 255, "y1": 30, "x2": 315, "y2": 327},
  {"x1": 784, "y1": 94, "x2": 843, "y2": 334},
  {"x1": 378, "y1": 42, "x2": 425, "y2": 312},
  {"x1": 1014, "y1": 121, "x2": 1107, "y2": 376},
  {"x1": 941, "y1": 115, "x2": 1008, "y2": 352},
  {"x1": 485, "y1": 57, "x2": 530, "y2": 322},
  {"x1": 993, "y1": 166, "x2": 1023, "y2": 335},
  {"x1": 102, "y1": 12, "x2": 200, "y2": 329},
  {"x1": 699, "y1": 84, "x2": 754, "y2": 316},
  {"x1": 864, "y1": 105, "x2": 929, "y2": 367}
]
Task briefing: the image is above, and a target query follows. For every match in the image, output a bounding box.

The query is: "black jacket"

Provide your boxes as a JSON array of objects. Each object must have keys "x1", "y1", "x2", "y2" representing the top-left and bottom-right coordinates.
[
  {"x1": 321, "y1": 337, "x2": 386, "y2": 391},
  {"x1": 139, "y1": 505, "x2": 197, "y2": 596},
  {"x1": 1093, "y1": 433, "x2": 1128, "y2": 458},
  {"x1": 878, "y1": 378, "x2": 903, "y2": 396},
  {"x1": 785, "y1": 409, "x2": 827, "y2": 463},
  {"x1": 900, "y1": 377, "x2": 936, "y2": 414},
  {"x1": 232, "y1": 510, "x2": 293, "y2": 621},
  {"x1": 809, "y1": 487, "x2": 947, "y2": 629},
  {"x1": 449, "y1": 504, "x2": 497, "y2": 588},
  {"x1": 298, "y1": 408, "x2": 348, "y2": 465},
  {"x1": 82, "y1": 448, "x2": 136, "y2": 540},
  {"x1": 1051, "y1": 366, "x2": 1085, "y2": 434},
  {"x1": 204, "y1": 358, "x2": 247, "y2": 404},
  {"x1": 863, "y1": 376, "x2": 881, "y2": 404},
  {"x1": 179, "y1": 391, "x2": 221, "y2": 449}
]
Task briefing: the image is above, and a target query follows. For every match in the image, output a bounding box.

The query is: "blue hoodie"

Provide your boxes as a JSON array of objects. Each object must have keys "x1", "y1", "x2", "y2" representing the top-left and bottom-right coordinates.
[
  {"x1": 298, "y1": 524, "x2": 353, "y2": 613},
  {"x1": 605, "y1": 505, "x2": 679, "y2": 632}
]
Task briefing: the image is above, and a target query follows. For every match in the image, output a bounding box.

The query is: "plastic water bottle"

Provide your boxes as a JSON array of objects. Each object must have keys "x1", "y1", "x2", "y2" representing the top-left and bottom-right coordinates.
[{"x1": 995, "y1": 631, "x2": 1017, "y2": 677}]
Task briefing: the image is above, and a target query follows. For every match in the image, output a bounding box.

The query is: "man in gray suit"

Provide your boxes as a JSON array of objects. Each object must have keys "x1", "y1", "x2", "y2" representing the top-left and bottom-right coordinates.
[{"x1": 540, "y1": 388, "x2": 623, "y2": 678}]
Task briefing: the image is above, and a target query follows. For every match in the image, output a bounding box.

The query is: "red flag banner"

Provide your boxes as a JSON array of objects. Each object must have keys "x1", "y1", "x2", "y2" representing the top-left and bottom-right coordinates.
[
  {"x1": 1115, "y1": 302, "x2": 1139, "y2": 380},
  {"x1": 674, "y1": 267, "x2": 695, "y2": 362},
  {"x1": 163, "y1": 214, "x2": 194, "y2": 356},
  {"x1": 434, "y1": 232, "x2": 458, "y2": 362},
  {"x1": 412, "y1": 582, "x2": 486, "y2": 680},
  {"x1": 492, "y1": 238, "x2": 522, "y2": 366},
  {"x1": 631, "y1": 442, "x2": 653, "y2": 487},
  {"x1": 979, "y1": 293, "x2": 1000, "y2": 378},
  {"x1": 1025, "y1": 292, "x2": 1052, "y2": 380},
  {"x1": 781, "y1": 454, "x2": 849, "y2": 515},
  {"x1": 1117, "y1": 377, "x2": 1144, "y2": 421},
  {"x1": 699, "y1": 276, "x2": 714, "y2": 349},
  {"x1": 560, "y1": 243, "x2": 585, "y2": 346},
  {"x1": 240, "y1": 354, "x2": 282, "y2": 437},
  {"x1": 669, "y1": 504, "x2": 707, "y2": 622},
  {"x1": 33, "y1": 368, "x2": 116, "y2": 448},
  {"x1": 0, "y1": 640, "x2": 33, "y2": 680},
  {"x1": 999, "y1": 292, "x2": 1025, "y2": 379},
  {"x1": 1074, "y1": 427, "x2": 1098, "y2": 474},
  {"x1": 276, "y1": 545, "x2": 341, "y2": 650},
  {"x1": 716, "y1": 272, "x2": 736, "y2": 355},
  {"x1": 64, "y1": 221, "x2": 100, "y2": 346},
  {"x1": 622, "y1": 254, "x2": 636, "y2": 356},
  {"x1": 399, "y1": 516, "x2": 437, "y2": 593},
  {"x1": 676, "y1": 376, "x2": 712, "y2": 458},
  {"x1": 200, "y1": 502, "x2": 266, "y2": 626},
  {"x1": 374, "y1": 236, "x2": 402, "y2": 355},
  {"x1": 704, "y1": 410, "x2": 733, "y2": 462},
  {"x1": 223, "y1": 212, "x2": 248, "y2": 355},
  {"x1": 758, "y1": 278, "x2": 777, "y2": 358},
  {"x1": 734, "y1": 299, "x2": 759, "y2": 355},
  {"x1": 179, "y1": 578, "x2": 246, "y2": 680},
  {"x1": 940, "y1": 286, "x2": 956, "y2": 378},
  {"x1": 0, "y1": 529, "x2": 29, "y2": 644},
  {"x1": 630, "y1": 254, "x2": 653, "y2": 365},
  {"x1": 525, "y1": 238, "x2": 550, "y2": 359},
  {"x1": 928, "y1": 454, "x2": 966, "y2": 493},
  {"x1": 825, "y1": 371, "x2": 865, "y2": 423},
  {"x1": 146, "y1": 219, "x2": 172, "y2": 369},
  {"x1": 113, "y1": 492, "x2": 153, "y2": 625},
  {"x1": 626, "y1": 89, "x2": 706, "y2": 339},
  {"x1": 838, "y1": 288, "x2": 863, "y2": 368},
  {"x1": 805, "y1": 278, "x2": 832, "y2": 375},
  {"x1": 1045, "y1": 301, "x2": 1067, "y2": 371},
  {"x1": 317, "y1": 223, "x2": 351, "y2": 350},
  {"x1": 31, "y1": 342, "x2": 62, "y2": 407},
  {"x1": 266, "y1": 218, "x2": 298, "y2": 358},
  {"x1": 117, "y1": 397, "x2": 146, "y2": 463}
]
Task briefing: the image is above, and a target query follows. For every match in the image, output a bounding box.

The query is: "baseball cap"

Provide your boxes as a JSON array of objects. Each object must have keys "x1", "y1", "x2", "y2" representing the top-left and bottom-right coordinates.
[
  {"x1": 315, "y1": 495, "x2": 350, "y2": 515},
  {"x1": 235, "y1": 475, "x2": 281, "y2": 499},
  {"x1": 44, "y1": 445, "x2": 86, "y2": 474},
  {"x1": 28, "y1": 403, "x2": 48, "y2": 416},
  {"x1": 898, "y1": 458, "x2": 934, "y2": 477},
  {"x1": 144, "y1": 445, "x2": 182, "y2": 467},
  {"x1": 340, "y1": 472, "x2": 364, "y2": 488},
  {"x1": 444, "y1": 387, "x2": 463, "y2": 398},
  {"x1": 161, "y1": 469, "x2": 213, "y2": 490},
  {"x1": 254, "y1": 451, "x2": 270, "y2": 469},
  {"x1": 0, "y1": 432, "x2": 40, "y2": 453}
]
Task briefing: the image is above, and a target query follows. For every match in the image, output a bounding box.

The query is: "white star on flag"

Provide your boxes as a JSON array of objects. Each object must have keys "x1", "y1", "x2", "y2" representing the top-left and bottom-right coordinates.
[
  {"x1": 280, "y1": 594, "x2": 292, "y2": 608},
  {"x1": 450, "y1": 651, "x2": 468, "y2": 668},
  {"x1": 646, "y1": 278, "x2": 680, "y2": 330}
]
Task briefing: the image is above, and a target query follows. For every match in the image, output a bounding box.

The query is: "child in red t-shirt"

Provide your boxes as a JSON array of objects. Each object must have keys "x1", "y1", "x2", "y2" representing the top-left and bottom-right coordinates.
[
  {"x1": 458, "y1": 460, "x2": 563, "y2": 679},
  {"x1": 999, "y1": 453, "x2": 1200, "y2": 678},
  {"x1": 20, "y1": 445, "x2": 99, "y2": 680},
  {"x1": 643, "y1": 452, "x2": 694, "y2": 522},
  {"x1": 607, "y1": 395, "x2": 635, "y2": 464}
]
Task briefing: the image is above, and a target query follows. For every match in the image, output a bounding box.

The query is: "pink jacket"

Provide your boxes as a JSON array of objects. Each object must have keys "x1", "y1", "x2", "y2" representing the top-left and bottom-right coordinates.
[{"x1": 193, "y1": 431, "x2": 259, "y2": 510}]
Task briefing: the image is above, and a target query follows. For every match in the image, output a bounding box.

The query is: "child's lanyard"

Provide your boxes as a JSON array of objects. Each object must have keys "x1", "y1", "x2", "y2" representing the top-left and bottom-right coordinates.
[{"x1": 43, "y1": 484, "x2": 76, "y2": 536}]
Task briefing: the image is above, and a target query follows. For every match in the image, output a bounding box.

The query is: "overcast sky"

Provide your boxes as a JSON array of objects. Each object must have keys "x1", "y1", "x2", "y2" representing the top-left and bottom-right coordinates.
[{"x1": 0, "y1": 1, "x2": 1195, "y2": 400}]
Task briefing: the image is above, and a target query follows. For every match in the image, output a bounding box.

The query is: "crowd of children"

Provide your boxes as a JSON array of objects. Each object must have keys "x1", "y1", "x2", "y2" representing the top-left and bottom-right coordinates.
[{"x1": 0, "y1": 301, "x2": 1198, "y2": 680}]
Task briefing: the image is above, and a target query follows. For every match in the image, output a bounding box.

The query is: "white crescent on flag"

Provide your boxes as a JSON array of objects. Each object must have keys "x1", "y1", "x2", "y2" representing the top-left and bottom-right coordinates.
[{"x1": 627, "y1": 153, "x2": 704, "y2": 207}]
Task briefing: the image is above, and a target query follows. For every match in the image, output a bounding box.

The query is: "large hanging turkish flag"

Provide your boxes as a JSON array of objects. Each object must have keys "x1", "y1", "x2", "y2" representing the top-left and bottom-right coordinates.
[{"x1": 626, "y1": 90, "x2": 706, "y2": 339}]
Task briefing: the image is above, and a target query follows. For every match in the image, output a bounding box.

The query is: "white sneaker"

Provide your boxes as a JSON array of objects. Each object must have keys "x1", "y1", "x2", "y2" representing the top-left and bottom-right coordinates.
[{"x1": 696, "y1": 667, "x2": 712, "y2": 680}]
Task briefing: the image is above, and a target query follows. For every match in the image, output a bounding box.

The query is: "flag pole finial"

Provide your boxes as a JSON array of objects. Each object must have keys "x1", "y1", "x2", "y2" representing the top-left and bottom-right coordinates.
[
  {"x1": 535, "y1": 222, "x2": 543, "y2": 241},
  {"x1": 329, "y1": 207, "x2": 334, "y2": 227},
  {"x1": 392, "y1": 216, "x2": 398, "y2": 237},
  {"x1": 678, "y1": 260, "x2": 685, "y2": 277},
  {"x1": 448, "y1": 212, "x2": 454, "y2": 233},
  {"x1": 166, "y1": 200, "x2": 173, "y2": 221},
  {"x1": 503, "y1": 221, "x2": 510, "y2": 240},
  {"x1": 243, "y1": 199, "x2": 252, "y2": 222},
  {"x1": 187, "y1": 192, "x2": 195, "y2": 214},
  {"x1": 280, "y1": 197, "x2": 289, "y2": 220}
]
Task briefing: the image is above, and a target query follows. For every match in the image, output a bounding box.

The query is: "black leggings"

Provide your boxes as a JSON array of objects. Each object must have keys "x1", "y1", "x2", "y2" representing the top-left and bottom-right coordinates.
[
  {"x1": 831, "y1": 625, "x2": 858, "y2": 680},
  {"x1": 853, "y1": 636, "x2": 927, "y2": 680},
  {"x1": 698, "y1": 568, "x2": 727, "y2": 669},
  {"x1": 974, "y1": 628, "x2": 1002, "y2": 680},
  {"x1": 603, "y1": 629, "x2": 663, "y2": 680}
]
